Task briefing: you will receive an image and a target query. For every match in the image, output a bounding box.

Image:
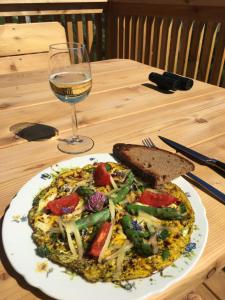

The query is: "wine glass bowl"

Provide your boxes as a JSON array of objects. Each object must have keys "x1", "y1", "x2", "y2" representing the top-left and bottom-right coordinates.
[{"x1": 49, "y1": 42, "x2": 94, "y2": 154}]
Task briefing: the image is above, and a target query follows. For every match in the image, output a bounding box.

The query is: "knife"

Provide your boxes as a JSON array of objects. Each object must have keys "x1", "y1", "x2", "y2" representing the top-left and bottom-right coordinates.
[
  {"x1": 184, "y1": 172, "x2": 225, "y2": 204},
  {"x1": 159, "y1": 136, "x2": 225, "y2": 178}
]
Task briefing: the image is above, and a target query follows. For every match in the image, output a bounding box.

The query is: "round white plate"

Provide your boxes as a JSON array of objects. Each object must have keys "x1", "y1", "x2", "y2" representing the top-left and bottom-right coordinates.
[{"x1": 2, "y1": 153, "x2": 208, "y2": 300}]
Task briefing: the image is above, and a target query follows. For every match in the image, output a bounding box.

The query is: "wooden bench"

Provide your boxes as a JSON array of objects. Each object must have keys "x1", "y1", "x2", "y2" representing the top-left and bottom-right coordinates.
[{"x1": 0, "y1": 22, "x2": 67, "y2": 74}]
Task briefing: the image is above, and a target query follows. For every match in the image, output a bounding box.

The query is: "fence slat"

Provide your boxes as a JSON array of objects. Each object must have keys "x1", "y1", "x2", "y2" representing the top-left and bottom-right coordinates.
[
  {"x1": 137, "y1": 16, "x2": 145, "y2": 62},
  {"x1": 186, "y1": 21, "x2": 205, "y2": 79},
  {"x1": 130, "y1": 15, "x2": 137, "y2": 60},
  {"x1": 151, "y1": 17, "x2": 163, "y2": 67},
  {"x1": 85, "y1": 14, "x2": 94, "y2": 60},
  {"x1": 197, "y1": 22, "x2": 219, "y2": 82},
  {"x1": 65, "y1": 14, "x2": 74, "y2": 45},
  {"x1": 176, "y1": 20, "x2": 194, "y2": 75},
  {"x1": 74, "y1": 14, "x2": 84, "y2": 44},
  {"x1": 209, "y1": 22, "x2": 225, "y2": 86},
  {"x1": 159, "y1": 17, "x2": 172, "y2": 69},
  {"x1": 144, "y1": 16, "x2": 154, "y2": 65},
  {"x1": 167, "y1": 18, "x2": 182, "y2": 72}
]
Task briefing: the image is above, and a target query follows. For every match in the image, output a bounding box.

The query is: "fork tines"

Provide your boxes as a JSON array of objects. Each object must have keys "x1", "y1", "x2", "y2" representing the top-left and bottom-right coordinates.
[{"x1": 142, "y1": 138, "x2": 155, "y2": 148}]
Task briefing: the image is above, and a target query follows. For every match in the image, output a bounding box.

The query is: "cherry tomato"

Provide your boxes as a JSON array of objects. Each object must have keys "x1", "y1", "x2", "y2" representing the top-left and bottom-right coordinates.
[
  {"x1": 139, "y1": 190, "x2": 178, "y2": 207},
  {"x1": 46, "y1": 193, "x2": 80, "y2": 215},
  {"x1": 89, "y1": 222, "x2": 111, "y2": 257},
  {"x1": 94, "y1": 163, "x2": 111, "y2": 186}
]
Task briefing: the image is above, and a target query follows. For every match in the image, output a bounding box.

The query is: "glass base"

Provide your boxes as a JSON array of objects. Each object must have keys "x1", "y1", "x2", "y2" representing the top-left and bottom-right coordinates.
[{"x1": 57, "y1": 135, "x2": 94, "y2": 154}]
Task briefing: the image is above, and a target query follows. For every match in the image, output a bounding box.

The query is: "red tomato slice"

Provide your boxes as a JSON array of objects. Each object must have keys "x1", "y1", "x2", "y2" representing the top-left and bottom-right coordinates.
[
  {"x1": 94, "y1": 163, "x2": 111, "y2": 186},
  {"x1": 139, "y1": 190, "x2": 178, "y2": 207},
  {"x1": 46, "y1": 193, "x2": 80, "y2": 215},
  {"x1": 89, "y1": 222, "x2": 111, "y2": 257}
]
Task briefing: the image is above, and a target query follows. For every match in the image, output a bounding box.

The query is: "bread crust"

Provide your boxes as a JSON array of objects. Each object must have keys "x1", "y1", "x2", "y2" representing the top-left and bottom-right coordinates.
[{"x1": 113, "y1": 143, "x2": 194, "y2": 187}]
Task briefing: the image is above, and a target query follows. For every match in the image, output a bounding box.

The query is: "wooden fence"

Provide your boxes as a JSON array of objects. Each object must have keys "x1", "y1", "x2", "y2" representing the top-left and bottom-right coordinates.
[
  {"x1": 0, "y1": 0, "x2": 225, "y2": 87},
  {"x1": 108, "y1": 0, "x2": 225, "y2": 87}
]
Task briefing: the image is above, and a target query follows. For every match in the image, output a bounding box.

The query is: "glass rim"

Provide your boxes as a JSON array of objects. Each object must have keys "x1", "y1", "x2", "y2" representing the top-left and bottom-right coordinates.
[{"x1": 49, "y1": 42, "x2": 86, "y2": 50}]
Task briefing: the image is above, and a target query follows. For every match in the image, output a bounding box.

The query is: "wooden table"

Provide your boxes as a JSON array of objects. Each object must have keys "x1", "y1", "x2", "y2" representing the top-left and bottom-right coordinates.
[{"x1": 0, "y1": 59, "x2": 225, "y2": 300}]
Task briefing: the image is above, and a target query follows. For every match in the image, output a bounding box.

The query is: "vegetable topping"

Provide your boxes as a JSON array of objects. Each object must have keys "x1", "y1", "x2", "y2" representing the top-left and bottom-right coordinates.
[
  {"x1": 46, "y1": 193, "x2": 80, "y2": 215},
  {"x1": 139, "y1": 190, "x2": 178, "y2": 207},
  {"x1": 121, "y1": 215, "x2": 153, "y2": 257},
  {"x1": 29, "y1": 160, "x2": 195, "y2": 284},
  {"x1": 94, "y1": 163, "x2": 111, "y2": 186},
  {"x1": 127, "y1": 204, "x2": 187, "y2": 220},
  {"x1": 86, "y1": 191, "x2": 106, "y2": 212},
  {"x1": 89, "y1": 222, "x2": 112, "y2": 257}
]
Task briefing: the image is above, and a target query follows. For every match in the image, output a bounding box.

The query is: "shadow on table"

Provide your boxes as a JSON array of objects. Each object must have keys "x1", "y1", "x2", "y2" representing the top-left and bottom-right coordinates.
[
  {"x1": 142, "y1": 83, "x2": 174, "y2": 94},
  {"x1": 0, "y1": 208, "x2": 56, "y2": 300},
  {"x1": 10, "y1": 122, "x2": 58, "y2": 141}
]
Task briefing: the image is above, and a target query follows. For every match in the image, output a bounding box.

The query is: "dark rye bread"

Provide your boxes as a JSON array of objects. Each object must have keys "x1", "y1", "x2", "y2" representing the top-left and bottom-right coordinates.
[{"x1": 113, "y1": 143, "x2": 195, "y2": 187}]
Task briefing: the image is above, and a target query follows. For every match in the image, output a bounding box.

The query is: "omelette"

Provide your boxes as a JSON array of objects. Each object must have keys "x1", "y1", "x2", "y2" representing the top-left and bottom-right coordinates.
[{"x1": 28, "y1": 161, "x2": 194, "y2": 283}]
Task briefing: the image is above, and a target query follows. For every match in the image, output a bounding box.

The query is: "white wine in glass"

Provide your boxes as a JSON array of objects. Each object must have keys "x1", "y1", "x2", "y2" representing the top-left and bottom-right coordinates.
[{"x1": 49, "y1": 42, "x2": 94, "y2": 154}]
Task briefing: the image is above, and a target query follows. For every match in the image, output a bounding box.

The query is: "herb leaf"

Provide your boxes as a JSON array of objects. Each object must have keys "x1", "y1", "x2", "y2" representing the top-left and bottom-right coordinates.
[
  {"x1": 159, "y1": 229, "x2": 170, "y2": 240},
  {"x1": 162, "y1": 249, "x2": 170, "y2": 260},
  {"x1": 35, "y1": 245, "x2": 50, "y2": 258}
]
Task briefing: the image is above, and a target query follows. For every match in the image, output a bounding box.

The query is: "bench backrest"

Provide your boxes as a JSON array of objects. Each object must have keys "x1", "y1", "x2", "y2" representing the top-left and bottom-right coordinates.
[{"x1": 0, "y1": 22, "x2": 67, "y2": 74}]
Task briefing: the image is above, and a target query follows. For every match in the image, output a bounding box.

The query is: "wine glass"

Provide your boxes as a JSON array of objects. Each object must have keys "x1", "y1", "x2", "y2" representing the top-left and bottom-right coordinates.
[{"x1": 49, "y1": 42, "x2": 94, "y2": 154}]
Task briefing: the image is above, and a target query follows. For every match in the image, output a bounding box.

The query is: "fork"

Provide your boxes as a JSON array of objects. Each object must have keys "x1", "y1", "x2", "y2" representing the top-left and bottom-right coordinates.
[
  {"x1": 142, "y1": 137, "x2": 156, "y2": 148},
  {"x1": 142, "y1": 137, "x2": 225, "y2": 203}
]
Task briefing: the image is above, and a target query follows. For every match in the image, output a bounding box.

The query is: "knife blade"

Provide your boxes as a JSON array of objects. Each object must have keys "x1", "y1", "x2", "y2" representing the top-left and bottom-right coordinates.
[
  {"x1": 185, "y1": 172, "x2": 225, "y2": 204},
  {"x1": 159, "y1": 136, "x2": 225, "y2": 178}
]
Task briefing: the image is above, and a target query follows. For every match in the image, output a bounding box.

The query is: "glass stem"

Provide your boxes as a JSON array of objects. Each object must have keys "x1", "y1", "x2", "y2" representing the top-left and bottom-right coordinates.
[{"x1": 71, "y1": 103, "x2": 80, "y2": 142}]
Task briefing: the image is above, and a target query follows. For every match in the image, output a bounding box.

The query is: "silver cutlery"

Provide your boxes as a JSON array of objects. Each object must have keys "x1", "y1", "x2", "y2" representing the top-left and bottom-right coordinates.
[
  {"x1": 158, "y1": 136, "x2": 225, "y2": 178},
  {"x1": 142, "y1": 137, "x2": 225, "y2": 204}
]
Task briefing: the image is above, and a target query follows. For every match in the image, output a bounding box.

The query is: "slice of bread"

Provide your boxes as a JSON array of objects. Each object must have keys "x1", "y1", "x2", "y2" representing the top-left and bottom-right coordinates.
[{"x1": 113, "y1": 143, "x2": 194, "y2": 187}]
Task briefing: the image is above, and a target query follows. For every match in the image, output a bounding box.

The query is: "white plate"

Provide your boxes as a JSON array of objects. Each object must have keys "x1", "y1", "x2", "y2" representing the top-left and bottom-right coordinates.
[{"x1": 2, "y1": 153, "x2": 208, "y2": 300}]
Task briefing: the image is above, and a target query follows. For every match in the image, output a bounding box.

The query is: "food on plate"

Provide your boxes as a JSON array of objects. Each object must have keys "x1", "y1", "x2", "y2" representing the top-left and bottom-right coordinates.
[
  {"x1": 113, "y1": 143, "x2": 195, "y2": 188},
  {"x1": 28, "y1": 159, "x2": 194, "y2": 284}
]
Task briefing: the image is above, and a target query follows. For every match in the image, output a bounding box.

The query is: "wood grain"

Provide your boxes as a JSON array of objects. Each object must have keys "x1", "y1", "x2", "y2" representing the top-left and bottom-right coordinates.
[
  {"x1": 0, "y1": 22, "x2": 67, "y2": 57},
  {"x1": 0, "y1": 53, "x2": 49, "y2": 74},
  {"x1": 203, "y1": 270, "x2": 225, "y2": 299},
  {"x1": 1, "y1": 59, "x2": 225, "y2": 300},
  {"x1": 1, "y1": 1, "x2": 224, "y2": 87}
]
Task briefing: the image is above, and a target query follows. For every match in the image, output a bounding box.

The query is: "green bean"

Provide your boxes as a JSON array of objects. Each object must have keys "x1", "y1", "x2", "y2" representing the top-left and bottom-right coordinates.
[
  {"x1": 76, "y1": 208, "x2": 110, "y2": 231},
  {"x1": 110, "y1": 172, "x2": 134, "y2": 204},
  {"x1": 127, "y1": 204, "x2": 187, "y2": 220},
  {"x1": 121, "y1": 215, "x2": 153, "y2": 257}
]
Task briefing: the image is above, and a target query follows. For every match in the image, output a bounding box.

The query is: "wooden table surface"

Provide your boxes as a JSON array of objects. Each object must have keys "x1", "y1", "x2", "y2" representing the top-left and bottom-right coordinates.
[{"x1": 0, "y1": 59, "x2": 225, "y2": 300}]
